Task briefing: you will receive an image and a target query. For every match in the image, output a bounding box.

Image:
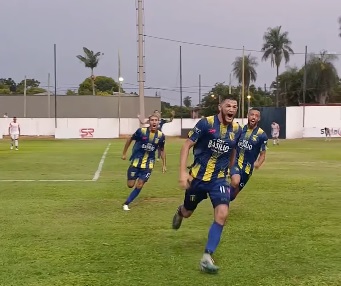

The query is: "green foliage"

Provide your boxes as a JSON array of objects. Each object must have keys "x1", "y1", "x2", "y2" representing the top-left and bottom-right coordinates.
[
  {"x1": 66, "y1": 89, "x2": 77, "y2": 95},
  {"x1": 200, "y1": 83, "x2": 239, "y2": 117},
  {"x1": 305, "y1": 51, "x2": 339, "y2": 104},
  {"x1": 78, "y1": 76, "x2": 119, "y2": 95},
  {"x1": 0, "y1": 78, "x2": 16, "y2": 92},
  {"x1": 232, "y1": 54, "x2": 258, "y2": 88},
  {"x1": 16, "y1": 78, "x2": 42, "y2": 93},
  {"x1": 76, "y1": 47, "x2": 103, "y2": 96},
  {"x1": 76, "y1": 47, "x2": 101, "y2": 70},
  {"x1": 0, "y1": 88, "x2": 11, "y2": 94},
  {"x1": 261, "y1": 26, "x2": 294, "y2": 68},
  {"x1": 199, "y1": 83, "x2": 273, "y2": 117},
  {"x1": 96, "y1": 91, "x2": 113, "y2": 96},
  {"x1": 27, "y1": 87, "x2": 46, "y2": 94},
  {"x1": 183, "y1": 96, "x2": 192, "y2": 108},
  {"x1": 261, "y1": 26, "x2": 294, "y2": 107}
]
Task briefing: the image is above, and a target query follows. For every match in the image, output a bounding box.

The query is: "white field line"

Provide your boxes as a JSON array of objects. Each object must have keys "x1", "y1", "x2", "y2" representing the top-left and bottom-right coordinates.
[{"x1": 92, "y1": 143, "x2": 111, "y2": 181}]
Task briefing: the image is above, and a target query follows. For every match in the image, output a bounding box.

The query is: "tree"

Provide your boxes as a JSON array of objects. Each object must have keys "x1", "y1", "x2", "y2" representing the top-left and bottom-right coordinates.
[
  {"x1": 15, "y1": 78, "x2": 46, "y2": 94},
  {"x1": 261, "y1": 26, "x2": 294, "y2": 107},
  {"x1": 76, "y1": 47, "x2": 102, "y2": 96},
  {"x1": 0, "y1": 78, "x2": 16, "y2": 92},
  {"x1": 183, "y1": 96, "x2": 192, "y2": 108},
  {"x1": 277, "y1": 67, "x2": 303, "y2": 106},
  {"x1": 201, "y1": 83, "x2": 239, "y2": 117},
  {"x1": 232, "y1": 54, "x2": 258, "y2": 89},
  {"x1": 78, "y1": 76, "x2": 119, "y2": 95},
  {"x1": 66, "y1": 89, "x2": 77, "y2": 95},
  {"x1": 305, "y1": 50, "x2": 339, "y2": 104}
]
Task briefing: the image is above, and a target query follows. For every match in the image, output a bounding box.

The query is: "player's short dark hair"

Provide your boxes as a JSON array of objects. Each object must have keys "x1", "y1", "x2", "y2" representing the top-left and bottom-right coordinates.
[
  {"x1": 220, "y1": 98, "x2": 237, "y2": 104},
  {"x1": 149, "y1": 113, "x2": 160, "y2": 120},
  {"x1": 249, "y1": 107, "x2": 261, "y2": 113}
]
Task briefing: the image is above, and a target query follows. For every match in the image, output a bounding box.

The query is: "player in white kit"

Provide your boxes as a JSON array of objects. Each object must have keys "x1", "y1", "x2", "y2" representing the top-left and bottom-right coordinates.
[
  {"x1": 8, "y1": 117, "x2": 20, "y2": 150},
  {"x1": 271, "y1": 122, "x2": 280, "y2": 145}
]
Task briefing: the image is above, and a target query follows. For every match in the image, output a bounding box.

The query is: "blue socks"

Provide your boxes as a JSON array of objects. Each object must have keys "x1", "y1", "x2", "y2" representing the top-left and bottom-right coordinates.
[
  {"x1": 124, "y1": 188, "x2": 142, "y2": 205},
  {"x1": 205, "y1": 221, "x2": 224, "y2": 254}
]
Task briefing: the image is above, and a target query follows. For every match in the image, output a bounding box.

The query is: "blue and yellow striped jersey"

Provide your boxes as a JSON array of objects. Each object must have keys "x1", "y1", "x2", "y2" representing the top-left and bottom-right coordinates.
[
  {"x1": 187, "y1": 115, "x2": 241, "y2": 182},
  {"x1": 236, "y1": 125, "x2": 268, "y2": 174},
  {"x1": 130, "y1": 127, "x2": 165, "y2": 169}
]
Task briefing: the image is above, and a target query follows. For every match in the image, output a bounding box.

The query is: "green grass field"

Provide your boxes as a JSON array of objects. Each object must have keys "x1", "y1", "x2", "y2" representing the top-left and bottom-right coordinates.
[{"x1": 0, "y1": 138, "x2": 340, "y2": 286}]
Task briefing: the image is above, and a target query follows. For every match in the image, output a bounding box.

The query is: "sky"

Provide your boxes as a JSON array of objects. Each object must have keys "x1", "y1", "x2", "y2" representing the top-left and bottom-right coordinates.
[{"x1": 0, "y1": 0, "x2": 340, "y2": 106}]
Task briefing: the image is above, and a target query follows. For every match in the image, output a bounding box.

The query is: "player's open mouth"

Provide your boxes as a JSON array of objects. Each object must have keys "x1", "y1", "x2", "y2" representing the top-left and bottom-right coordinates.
[
  {"x1": 250, "y1": 119, "x2": 256, "y2": 123},
  {"x1": 226, "y1": 113, "x2": 234, "y2": 120}
]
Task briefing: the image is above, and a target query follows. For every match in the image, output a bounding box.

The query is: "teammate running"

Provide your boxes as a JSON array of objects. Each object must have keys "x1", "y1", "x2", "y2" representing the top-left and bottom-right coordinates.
[
  {"x1": 271, "y1": 121, "x2": 280, "y2": 145},
  {"x1": 8, "y1": 117, "x2": 20, "y2": 150}
]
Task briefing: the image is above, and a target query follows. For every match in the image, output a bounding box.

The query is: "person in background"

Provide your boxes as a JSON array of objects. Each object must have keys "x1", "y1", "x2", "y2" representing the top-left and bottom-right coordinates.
[
  {"x1": 8, "y1": 116, "x2": 20, "y2": 151},
  {"x1": 271, "y1": 122, "x2": 280, "y2": 145},
  {"x1": 324, "y1": 127, "x2": 331, "y2": 141}
]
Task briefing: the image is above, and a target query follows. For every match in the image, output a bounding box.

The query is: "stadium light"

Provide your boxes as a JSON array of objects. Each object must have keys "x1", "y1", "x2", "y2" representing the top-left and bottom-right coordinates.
[{"x1": 247, "y1": 94, "x2": 251, "y2": 110}]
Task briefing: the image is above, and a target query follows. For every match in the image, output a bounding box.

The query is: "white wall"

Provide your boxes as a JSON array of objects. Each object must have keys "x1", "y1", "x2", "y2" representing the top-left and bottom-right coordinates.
[
  {"x1": 286, "y1": 107, "x2": 303, "y2": 139},
  {"x1": 287, "y1": 106, "x2": 341, "y2": 138},
  {"x1": 1, "y1": 109, "x2": 339, "y2": 139},
  {"x1": 0, "y1": 117, "x2": 248, "y2": 139}
]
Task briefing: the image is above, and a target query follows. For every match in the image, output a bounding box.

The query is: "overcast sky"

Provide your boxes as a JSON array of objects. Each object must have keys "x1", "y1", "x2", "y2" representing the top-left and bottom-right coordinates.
[{"x1": 0, "y1": 0, "x2": 340, "y2": 105}]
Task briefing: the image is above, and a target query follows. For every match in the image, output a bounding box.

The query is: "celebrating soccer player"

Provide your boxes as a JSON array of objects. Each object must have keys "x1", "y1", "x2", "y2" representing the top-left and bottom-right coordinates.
[
  {"x1": 121, "y1": 113, "x2": 167, "y2": 211},
  {"x1": 172, "y1": 98, "x2": 241, "y2": 274},
  {"x1": 138, "y1": 110, "x2": 175, "y2": 161},
  {"x1": 229, "y1": 108, "x2": 268, "y2": 201},
  {"x1": 8, "y1": 116, "x2": 20, "y2": 151}
]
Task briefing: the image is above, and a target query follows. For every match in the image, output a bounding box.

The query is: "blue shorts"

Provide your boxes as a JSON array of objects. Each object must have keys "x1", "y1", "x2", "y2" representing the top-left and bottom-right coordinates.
[
  {"x1": 127, "y1": 166, "x2": 152, "y2": 182},
  {"x1": 230, "y1": 165, "x2": 252, "y2": 191},
  {"x1": 183, "y1": 178, "x2": 230, "y2": 211}
]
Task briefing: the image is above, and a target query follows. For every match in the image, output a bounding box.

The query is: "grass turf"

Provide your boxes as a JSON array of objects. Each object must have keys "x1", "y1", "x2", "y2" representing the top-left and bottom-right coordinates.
[{"x1": 0, "y1": 138, "x2": 340, "y2": 286}]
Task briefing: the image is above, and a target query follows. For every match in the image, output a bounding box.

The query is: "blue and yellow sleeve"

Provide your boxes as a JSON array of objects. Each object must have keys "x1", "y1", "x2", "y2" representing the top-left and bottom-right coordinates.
[
  {"x1": 260, "y1": 133, "x2": 268, "y2": 151},
  {"x1": 131, "y1": 128, "x2": 141, "y2": 140},
  {"x1": 187, "y1": 118, "x2": 207, "y2": 143}
]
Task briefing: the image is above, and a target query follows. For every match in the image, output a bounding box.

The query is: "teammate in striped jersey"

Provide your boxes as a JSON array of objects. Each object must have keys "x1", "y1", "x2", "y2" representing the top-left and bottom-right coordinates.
[
  {"x1": 230, "y1": 108, "x2": 268, "y2": 201},
  {"x1": 172, "y1": 98, "x2": 241, "y2": 274},
  {"x1": 121, "y1": 114, "x2": 166, "y2": 211}
]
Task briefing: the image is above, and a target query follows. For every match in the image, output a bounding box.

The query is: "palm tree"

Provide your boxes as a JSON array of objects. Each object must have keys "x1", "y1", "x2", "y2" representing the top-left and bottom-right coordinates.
[
  {"x1": 232, "y1": 54, "x2": 258, "y2": 89},
  {"x1": 76, "y1": 47, "x2": 102, "y2": 95},
  {"x1": 306, "y1": 50, "x2": 339, "y2": 104},
  {"x1": 261, "y1": 26, "x2": 294, "y2": 107}
]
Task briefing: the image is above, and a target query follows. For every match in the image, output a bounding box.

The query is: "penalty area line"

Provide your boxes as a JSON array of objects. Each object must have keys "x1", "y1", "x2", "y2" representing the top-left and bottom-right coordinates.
[{"x1": 92, "y1": 143, "x2": 111, "y2": 181}]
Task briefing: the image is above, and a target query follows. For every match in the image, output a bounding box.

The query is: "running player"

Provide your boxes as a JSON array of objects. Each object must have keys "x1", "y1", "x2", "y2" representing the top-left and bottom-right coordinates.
[
  {"x1": 229, "y1": 108, "x2": 268, "y2": 201},
  {"x1": 172, "y1": 98, "x2": 241, "y2": 274},
  {"x1": 271, "y1": 121, "x2": 280, "y2": 145},
  {"x1": 324, "y1": 127, "x2": 331, "y2": 141},
  {"x1": 138, "y1": 110, "x2": 175, "y2": 161},
  {"x1": 8, "y1": 117, "x2": 20, "y2": 150},
  {"x1": 121, "y1": 113, "x2": 167, "y2": 211}
]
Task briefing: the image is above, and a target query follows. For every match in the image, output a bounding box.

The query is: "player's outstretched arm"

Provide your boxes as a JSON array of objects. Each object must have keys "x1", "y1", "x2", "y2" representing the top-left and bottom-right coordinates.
[
  {"x1": 122, "y1": 137, "x2": 133, "y2": 160},
  {"x1": 137, "y1": 114, "x2": 149, "y2": 125},
  {"x1": 179, "y1": 139, "x2": 195, "y2": 189},
  {"x1": 254, "y1": 151, "x2": 266, "y2": 169},
  {"x1": 160, "y1": 148, "x2": 167, "y2": 173}
]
